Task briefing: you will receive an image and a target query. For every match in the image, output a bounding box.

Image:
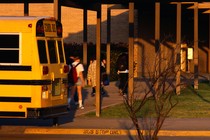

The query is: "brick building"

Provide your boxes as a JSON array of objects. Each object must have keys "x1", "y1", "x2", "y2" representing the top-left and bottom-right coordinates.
[{"x1": 0, "y1": 3, "x2": 209, "y2": 76}]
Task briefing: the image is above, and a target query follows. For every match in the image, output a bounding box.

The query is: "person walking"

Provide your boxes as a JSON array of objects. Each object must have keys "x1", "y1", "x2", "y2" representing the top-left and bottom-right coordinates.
[
  {"x1": 116, "y1": 53, "x2": 128, "y2": 97},
  {"x1": 87, "y1": 56, "x2": 107, "y2": 97},
  {"x1": 100, "y1": 57, "x2": 107, "y2": 95},
  {"x1": 68, "y1": 55, "x2": 85, "y2": 109},
  {"x1": 67, "y1": 55, "x2": 79, "y2": 105},
  {"x1": 87, "y1": 56, "x2": 97, "y2": 97}
]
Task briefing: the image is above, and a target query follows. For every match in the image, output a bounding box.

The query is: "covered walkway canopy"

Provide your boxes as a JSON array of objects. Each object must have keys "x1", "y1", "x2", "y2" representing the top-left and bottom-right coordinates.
[{"x1": 0, "y1": 0, "x2": 210, "y2": 116}]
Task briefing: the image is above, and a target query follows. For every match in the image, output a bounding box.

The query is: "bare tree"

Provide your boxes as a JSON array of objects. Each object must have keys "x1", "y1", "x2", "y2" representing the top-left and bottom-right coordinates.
[{"x1": 123, "y1": 44, "x2": 193, "y2": 140}]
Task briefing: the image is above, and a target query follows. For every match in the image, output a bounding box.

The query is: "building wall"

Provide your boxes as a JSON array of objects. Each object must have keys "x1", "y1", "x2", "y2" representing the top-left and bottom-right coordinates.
[{"x1": 0, "y1": 4, "x2": 129, "y2": 44}]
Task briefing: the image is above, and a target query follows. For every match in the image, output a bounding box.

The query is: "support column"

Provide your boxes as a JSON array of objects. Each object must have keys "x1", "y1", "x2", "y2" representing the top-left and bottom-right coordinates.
[
  {"x1": 155, "y1": 2, "x2": 161, "y2": 92},
  {"x1": 106, "y1": 5, "x2": 111, "y2": 75},
  {"x1": 176, "y1": 2, "x2": 181, "y2": 94},
  {"x1": 24, "y1": 1, "x2": 29, "y2": 16},
  {"x1": 96, "y1": 9, "x2": 101, "y2": 117},
  {"x1": 208, "y1": 15, "x2": 210, "y2": 74},
  {"x1": 136, "y1": 7, "x2": 141, "y2": 77},
  {"x1": 194, "y1": 2, "x2": 199, "y2": 89},
  {"x1": 128, "y1": 1, "x2": 134, "y2": 102},
  {"x1": 83, "y1": 9, "x2": 88, "y2": 80},
  {"x1": 155, "y1": 2, "x2": 160, "y2": 53},
  {"x1": 54, "y1": 0, "x2": 61, "y2": 21}
]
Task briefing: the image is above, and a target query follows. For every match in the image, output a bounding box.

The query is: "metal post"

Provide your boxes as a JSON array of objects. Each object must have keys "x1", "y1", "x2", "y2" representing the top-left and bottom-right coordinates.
[
  {"x1": 128, "y1": 1, "x2": 134, "y2": 102},
  {"x1": 24, "y1": 1, "x2": 29, "y2": 16},
  {"x1": 96, "y1": 9, "x2": 101, "y2": 117},
  {"x1": 209, "y1": 15, "x2": 210, "y2": 82},
  {"x1": 155, "y1": 2, "x2": 160, "y2": 52},
  {"x1": 176, "y1": 2, "x2": 181, "y2": 95},
  {"x1": 155, "y1": 2, "x2": 161, "y2": 93},
  {"x1": 194, "y1": 2, "x2": 199, "y2": 89},
  {"x1": 54, "y1": 0, "x2": 61, "y2": 21},
  {"x1": 83, "y1": 9, "x2": 88, "y2": 81},
  {"x1": 106, "y1": 5, "x2": 111, "y2": 75}
]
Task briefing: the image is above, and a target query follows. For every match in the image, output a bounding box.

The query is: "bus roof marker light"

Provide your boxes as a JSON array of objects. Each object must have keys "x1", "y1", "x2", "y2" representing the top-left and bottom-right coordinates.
[
  {"x1": 19, "y1": 105, "x2": 23, "y2": 109},
  {"x1": 28, "y1": 24, "x2": 32, "y2": 28}
]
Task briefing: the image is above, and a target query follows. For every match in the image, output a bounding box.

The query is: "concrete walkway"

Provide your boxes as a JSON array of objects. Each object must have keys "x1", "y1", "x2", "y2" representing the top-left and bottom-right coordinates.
[{"x1": 73, "y1": 81, "x2": 123, "y2": 117}]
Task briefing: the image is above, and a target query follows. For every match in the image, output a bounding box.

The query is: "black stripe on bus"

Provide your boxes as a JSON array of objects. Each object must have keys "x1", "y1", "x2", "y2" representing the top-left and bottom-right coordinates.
[
  {"x1": 0, "y1": 80, "x2": 51, "y2": 85},
  {"x1": 0, "y1": 111, "x2": 25, "y2": 117},
  {"x1": 0, "y1": 97, "x2": 31, "y2": 102},
  {"x1": 0, "y1": 65, "x2": 31, "y2": 71}
]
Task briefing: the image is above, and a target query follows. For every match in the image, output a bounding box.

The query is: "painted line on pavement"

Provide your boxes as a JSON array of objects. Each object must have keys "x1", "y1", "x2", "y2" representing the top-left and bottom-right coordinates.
[{"x1": 24, "y1": 128, "x2": 210, "y2": 136}]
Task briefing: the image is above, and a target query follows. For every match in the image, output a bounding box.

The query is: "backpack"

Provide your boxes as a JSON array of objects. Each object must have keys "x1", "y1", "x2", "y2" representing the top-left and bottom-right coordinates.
[{"x1": 68, "y1": 63, "x2": 80, "y2": 85}]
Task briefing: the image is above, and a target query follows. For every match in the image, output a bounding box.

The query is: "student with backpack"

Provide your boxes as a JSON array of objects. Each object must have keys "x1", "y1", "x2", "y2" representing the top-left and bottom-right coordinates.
[
  {"x1": 67, "y1": 55, "x2": 79, "y2": 103},
  {"x1": 116, "y1": 53, "x2": 128, "y2": 97},
  {"x1": 68, "y1": 55, "x2": 85, "y2": 110}
]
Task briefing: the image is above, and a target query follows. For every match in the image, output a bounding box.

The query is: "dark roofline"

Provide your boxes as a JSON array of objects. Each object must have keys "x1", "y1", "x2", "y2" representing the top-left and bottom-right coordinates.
[{"x1": 0, "y1": 0, "x2": 206, "y2": 11}]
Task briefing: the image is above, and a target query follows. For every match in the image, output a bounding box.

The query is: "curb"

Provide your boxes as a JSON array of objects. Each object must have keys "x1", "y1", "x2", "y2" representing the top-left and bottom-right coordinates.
[{"x1": 24, "y1": 128, "x2": 210, "y2": 136}]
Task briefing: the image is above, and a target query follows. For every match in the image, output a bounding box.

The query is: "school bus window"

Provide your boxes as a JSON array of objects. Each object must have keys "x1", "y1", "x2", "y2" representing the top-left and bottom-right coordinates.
[
  {"x1": 58, "y1": 41, "x2": 64, "y2": 63},
  {"x1": 37, "y1": 40, "x2": 48, "y2": 64},
  {"x1": 0, "y1": 50, "x2": 19, "y2": 63},
  {"x1": 0, "y1": 34, "x2": 19, "y2": 63},
  {"x1": 47, "y1": 40, "x2": 58, "y2": 64}
]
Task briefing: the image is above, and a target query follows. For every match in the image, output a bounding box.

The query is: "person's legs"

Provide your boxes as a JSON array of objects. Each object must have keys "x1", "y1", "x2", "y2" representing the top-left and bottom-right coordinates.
[
  {"x1": 101, "y1": 84, "x2": 105, "y2": 95},
  {"x1": 77, "y1": 85, "x2": 84, "y2": 109},
  {"x1": 68, "y1": 85, "x2": 76, "y2": 109},
  {"x1": 67, "y1": 85, "x2": 71, "y2": 104},
  {"x1": 74, "y1": 88, "x2": 78, "y2": 105},
  {"x1": 91, "y1": 86, "x2": 96, "y2": 97},
  {"x1": 121, "y1": 73, "x2": 128, "y2": 95},
  {"x1": 119, "y1": 73, "x2": 124, "y2": 95}
]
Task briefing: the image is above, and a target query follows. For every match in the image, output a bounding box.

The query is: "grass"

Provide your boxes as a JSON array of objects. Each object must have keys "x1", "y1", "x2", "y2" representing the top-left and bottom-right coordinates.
[
  {"x1": 83, "y1": 82, "x2": 210, "y2": 118},
  {"x1": 169, "y1": 83, "x2": 210, "y2": 118}
]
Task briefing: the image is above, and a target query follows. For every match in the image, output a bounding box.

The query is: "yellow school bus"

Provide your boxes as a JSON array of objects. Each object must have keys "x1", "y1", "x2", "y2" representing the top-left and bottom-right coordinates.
[{"x1": 0, "y1": 16, "x2": 69, "y2": 119}]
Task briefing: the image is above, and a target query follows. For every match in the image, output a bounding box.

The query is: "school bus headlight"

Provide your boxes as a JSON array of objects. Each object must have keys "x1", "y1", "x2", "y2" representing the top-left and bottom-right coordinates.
[
  {"x1": 42, "y1": 91, "x2": 48, "y2": 99},
  {"x1": 42, "y1": 85, "x2": 49, "y2": 99}
]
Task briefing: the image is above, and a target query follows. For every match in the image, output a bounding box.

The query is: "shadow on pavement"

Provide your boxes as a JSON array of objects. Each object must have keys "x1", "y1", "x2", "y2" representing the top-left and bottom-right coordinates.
[{"x1": 0, "y1": 82, "x2": 123, "y2": 127}]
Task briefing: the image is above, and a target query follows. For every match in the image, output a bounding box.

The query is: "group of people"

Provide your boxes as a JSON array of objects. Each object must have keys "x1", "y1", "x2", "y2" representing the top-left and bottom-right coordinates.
[
  {"x1": 67, "y1": 52, "x2": 128, "y2": 110},
  {"x1": 67, "y1": 54, "x2": 107, "y2": 110}
]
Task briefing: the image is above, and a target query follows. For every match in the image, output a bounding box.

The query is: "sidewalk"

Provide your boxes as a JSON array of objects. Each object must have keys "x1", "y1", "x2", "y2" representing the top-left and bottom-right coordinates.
[{"x1": 73, "y1": 81, "x2": 123, "y2": 117}]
